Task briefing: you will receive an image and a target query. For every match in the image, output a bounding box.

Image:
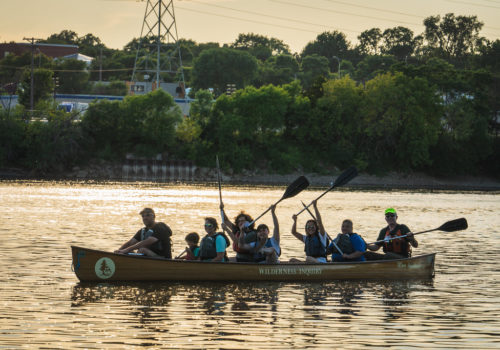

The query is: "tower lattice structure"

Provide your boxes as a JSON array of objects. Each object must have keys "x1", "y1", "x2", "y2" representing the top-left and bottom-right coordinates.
[{"x1": 132, "y1": 0, "x2": 185, "y2": 90}]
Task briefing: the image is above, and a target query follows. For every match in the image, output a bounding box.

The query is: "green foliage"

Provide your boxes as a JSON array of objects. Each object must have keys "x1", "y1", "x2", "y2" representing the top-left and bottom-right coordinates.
[
  {"x1": 54, "y1": 59, "x2": 89, "y2": 94},
  {"x1": 18, "y1": 68, "x2": 54, "y2": 109},
  {"x1": 301, "y1": 31, "x2": 352, "y2": 71},
  {"x1": 80, "y1": 89, "x2": 182, "y2": 159},
  {"x1": 254, "y1": 54, "x2": 299, "y2": 87},
  {"x1": 91, "y1": 81, "x2": 128, "y2": 96},
  {"x1": 22, "y1": 110, "x2": 86, "y2": 172},
  {"x1": 192, "y1": 48, "x2": 258, "y2": 96},
  {"x1": 299, "y1": 54, "x2": 330, "y2": 89},
  {"x1": 381, "y1": 26, "x2": 421, "y2": 60},
  {"x1": 423, "y1": 13, "x2": 484, "y2": 60},
  {"x1": 358, "y1": 72, "x2": 442, "y2": 171},
  {"x1": 0, "y1": 109, "x2": 25, "y2": 167}
]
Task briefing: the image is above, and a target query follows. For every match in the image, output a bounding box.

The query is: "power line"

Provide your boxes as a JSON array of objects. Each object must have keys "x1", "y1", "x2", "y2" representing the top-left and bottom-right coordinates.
[
  {"x1": 445, "y1": 0, "x2": 500, "y2": 9},
  {"x1": 184, "y1": 0, "x2": 360, "y2": 34},
  {"x1": 269, "y1": 0, "x2": 422, "y2": 27},
  {"x1": 175, "y1": 5, "x2": 329, "y2": 35},
  {"x1": 319, "y1": 0, "x2": 422, "y2": 19}
]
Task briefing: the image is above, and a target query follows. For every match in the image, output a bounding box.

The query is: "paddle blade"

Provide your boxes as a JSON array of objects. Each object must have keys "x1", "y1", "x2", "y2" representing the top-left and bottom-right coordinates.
[
  {"x1": 281, "y1": 176, "x2": 309, "y2": 200},
  {"x1": 438, "y1": 218, "x2": 468, "y2": 232},
  {"x1": 332, "y1": 166, "x2": 358, "y2": 188}
]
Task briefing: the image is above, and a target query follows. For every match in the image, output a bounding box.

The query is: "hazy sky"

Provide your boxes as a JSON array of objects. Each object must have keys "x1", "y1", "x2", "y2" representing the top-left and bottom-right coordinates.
[{"x1": 1, "y1": 0, "x2": 499, "y2": 53}]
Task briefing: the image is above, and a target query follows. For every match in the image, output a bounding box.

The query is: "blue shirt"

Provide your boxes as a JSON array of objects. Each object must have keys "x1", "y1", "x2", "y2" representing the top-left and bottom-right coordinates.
[{"x1": 329, "y1": 233, "x2": 366, "y2": 262}]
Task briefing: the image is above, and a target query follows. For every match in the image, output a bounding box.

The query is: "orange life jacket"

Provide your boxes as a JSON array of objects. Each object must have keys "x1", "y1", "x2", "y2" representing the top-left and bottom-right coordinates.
[{"x1": 383, "y1": 226, "x2": 411, "y2": 257}]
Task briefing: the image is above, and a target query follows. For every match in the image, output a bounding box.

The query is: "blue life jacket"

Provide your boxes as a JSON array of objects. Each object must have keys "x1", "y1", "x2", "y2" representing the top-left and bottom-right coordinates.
[
  {"x1": 304, "y1": 234, "x2": 327, "y2": 258},
  {"x1": 253, "y1": 238, "x2": 280, "y2": 262}
]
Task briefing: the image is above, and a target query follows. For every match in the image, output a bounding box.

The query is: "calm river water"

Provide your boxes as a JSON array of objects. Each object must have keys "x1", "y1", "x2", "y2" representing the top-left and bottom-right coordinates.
[{"x1": 0, "y1": 181, "x2": 499, "y2": 349}]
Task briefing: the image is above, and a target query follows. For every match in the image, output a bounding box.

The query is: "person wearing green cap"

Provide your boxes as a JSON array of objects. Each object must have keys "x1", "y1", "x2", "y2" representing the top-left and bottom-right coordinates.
[{"x1": 365, "y1": 208, "x2": 418, "y2": 260}]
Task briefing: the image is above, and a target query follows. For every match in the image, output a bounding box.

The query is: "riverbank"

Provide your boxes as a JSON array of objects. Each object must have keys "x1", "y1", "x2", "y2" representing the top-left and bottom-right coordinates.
[{"x1": 0, "y1": 163, "x2": 499, "y2": 191}]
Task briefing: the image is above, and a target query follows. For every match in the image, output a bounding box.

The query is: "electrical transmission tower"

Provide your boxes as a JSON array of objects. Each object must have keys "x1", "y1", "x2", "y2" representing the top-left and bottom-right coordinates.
[{"x1": 132, "y1": 0, "x2": 185, "y2": 91}]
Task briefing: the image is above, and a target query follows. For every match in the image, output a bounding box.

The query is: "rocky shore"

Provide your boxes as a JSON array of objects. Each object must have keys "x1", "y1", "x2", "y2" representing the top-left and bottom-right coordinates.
[{"x1": 1, "y1": 162, "x2": 499, "y2": 191}]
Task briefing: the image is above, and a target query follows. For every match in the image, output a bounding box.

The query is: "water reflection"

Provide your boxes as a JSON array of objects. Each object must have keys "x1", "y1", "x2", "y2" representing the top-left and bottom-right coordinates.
[{"x1": 2, "y1": 182, "x2": 500, "y2": 349}]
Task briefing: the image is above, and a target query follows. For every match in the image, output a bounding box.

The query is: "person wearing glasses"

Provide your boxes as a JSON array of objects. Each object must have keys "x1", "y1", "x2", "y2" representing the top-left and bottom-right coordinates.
[
  {"x1": 114, "y1": 207, "x2": 172, "y2": 258},
  {"x1": 366, "y1": 208, "x2": 418, "y2": 260},
  {"x1": 199, "y1": 217, "x2": 230, "y2": 262},
  {"x1": 291, "y1": 200, "x2": 329, "y2": 263},
  {"x1": 220, "y1": 207, "x2": 258, "y2": 262}
]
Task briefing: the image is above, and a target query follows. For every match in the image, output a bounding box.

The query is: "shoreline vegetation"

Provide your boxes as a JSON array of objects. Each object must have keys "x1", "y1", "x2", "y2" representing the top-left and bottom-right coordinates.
[
  {"x1": 1, "y1": 18, "x2": 499, "y2": 185},
  {"x1": 1, "y1": 164, "x2": 499, "y2": 191}
]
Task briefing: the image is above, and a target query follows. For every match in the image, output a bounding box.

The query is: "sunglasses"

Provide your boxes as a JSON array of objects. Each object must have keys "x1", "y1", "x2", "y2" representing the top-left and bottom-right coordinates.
[
  {"x1": 141, "y1": 213, "x2": 153, "y2": 218},
  {"x1": 385, "y1": 214, "x2": 396, "y2": 218},
  {"x1": 306, "y1": 225, "x2": 316, "y2": 229},
  {"x1": 204, "y1": 223, "x2": 214, "y2": 227}
]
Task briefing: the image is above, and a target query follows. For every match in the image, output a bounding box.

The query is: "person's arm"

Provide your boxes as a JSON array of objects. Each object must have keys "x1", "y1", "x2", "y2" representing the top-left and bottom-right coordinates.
[
  {"x1": 212, "y1": 235, "x2": 226, "y2": 262},
  {"x1": 312, "y1": 200, "x2": 326, "y2": 235},
  {"x1": 367, "y1": 229, "x2": 385, "y2": 251},
  {"x1": 343, "y1": 250, "x2": 364, "y2": 259},
  {"x1": 406, "y1": 232, "x2": 418, "y2": 247},
  {"x1": 115, "y1": 237, "x2": 138, "y2": 253},
  {"x1": 291, "y1": 215, "x2": 303, "y2": 241},
  {"x1": 222, "y1": 222, "x2": 237, "y2": 243},
  {"x1": 115, "y1": 236, "x2": 158, "y2": 254},
  {"x1": 271, "y1": 204, "x2": 279, "y2": 245},
  {"x1": 221, "y1": 205, "x2": 236, "y2": 232}
]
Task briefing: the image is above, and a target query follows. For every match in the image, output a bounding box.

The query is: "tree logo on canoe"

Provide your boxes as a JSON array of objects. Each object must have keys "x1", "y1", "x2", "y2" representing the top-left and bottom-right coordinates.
[{"x1": 94, "y1": 257, "x2": 115, "y2": 279}]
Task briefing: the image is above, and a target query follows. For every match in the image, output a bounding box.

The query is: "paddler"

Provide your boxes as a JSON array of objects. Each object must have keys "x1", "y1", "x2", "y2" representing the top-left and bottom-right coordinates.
[{"x1": 365, "y1": 208, "x2": 418, "y2": 260}]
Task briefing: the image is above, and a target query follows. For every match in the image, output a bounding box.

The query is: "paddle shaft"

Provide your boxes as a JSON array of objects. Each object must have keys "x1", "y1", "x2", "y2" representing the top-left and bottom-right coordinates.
[
  {"x1": 300, "y1": 201, "x2": 343, "y2": 255},
  {"x1": 296, "y1": 188, "x2": 332, "y2": 216},
  {"x1": 175, "y1": 248, "x2": 187, "y2": 259},
  {"x1": 368, "y1": 228, "x2": 437, "y2": 246},
  {"x1": 216, "y1": 155, "x2": 224, "y2": 224},
  {"x1": 248, "y1": 198, "x2": 284, "y2": 227}
]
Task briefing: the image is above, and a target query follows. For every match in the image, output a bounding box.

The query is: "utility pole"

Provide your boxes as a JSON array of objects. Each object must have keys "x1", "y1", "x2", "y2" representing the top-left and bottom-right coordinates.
[{"x1": 23, "y1": 37, "x2": 43, "y2": 113}]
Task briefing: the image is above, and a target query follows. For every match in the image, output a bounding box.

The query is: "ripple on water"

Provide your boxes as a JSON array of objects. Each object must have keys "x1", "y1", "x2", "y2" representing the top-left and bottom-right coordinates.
[{"x1": 0, "y1": 182, "x2": 499, "y2": 348}]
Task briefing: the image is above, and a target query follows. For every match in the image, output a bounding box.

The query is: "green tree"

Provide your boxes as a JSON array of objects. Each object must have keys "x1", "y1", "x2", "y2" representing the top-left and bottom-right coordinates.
[
  {"x1": 354, "y1": 55, "x2": 397, "y2": 82},
  {"x1": 191, "y1": 48, "x2": 258, "y2": 96},
  {"x1": 358, "y1": 72, "x2": 442, "y2": 171},
  {"x1": 357, "y1": 28, "x2": 383, "y2": 55},
  {"x1": 302, "y1": 31, "x2": 352, "y2": 72},
  {"x1": 254, "y1": 54, "x2": 299, "y2": 87},
  {"x1": 423, "y1": 13, "x2": 484, "y2": 60},
  {"x1": 18, "y1": 68, "x2": 54, "y2": 109},
  {"x1": 54, "y1": 58, "x2": 89, "y2": 94},
  {"x1": 298, "y1": 54, "x2": 330, "y2": 89},
  {"x1": 81, "y1": 89, "x2": 182, "y2": 158},
  {"x1": 231, "y1": 33, "x2": 290, "y2": 61},
  {"x1": 381, "y1": 26, "x2": 421, "y2": 60}
]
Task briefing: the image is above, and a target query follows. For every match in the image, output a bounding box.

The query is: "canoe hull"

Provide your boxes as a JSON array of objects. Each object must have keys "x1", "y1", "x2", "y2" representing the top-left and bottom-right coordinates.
[{"x1": 71, "y1": 246, "x2": 435, "y2": 282}]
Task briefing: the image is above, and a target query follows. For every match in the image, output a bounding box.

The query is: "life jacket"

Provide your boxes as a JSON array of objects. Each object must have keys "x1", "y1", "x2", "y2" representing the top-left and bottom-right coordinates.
[
  {"x1": 304, "y1": 234, "x2": 327, "y2": 258},
  {"x1": 383, "y1": 226, "x2": 411, "y2": 257},
  {"x1": 185, "y1": 246, "x2": 200, "y2": 260},
  {"x1": 199, "y1": 232, "x2": 230, "y2": 260},
  {"x1": 232, "y1": 230, "x2": 257, "y2": 253},
  {"x1": 140, "y1": 222, "x2": 173, "y2": 258},
  {"x1": 331, "y1": 233, "x2": 355, "y2": 255},
  {"x1": 253, "y1": 238, "x2": 281, "y2": 262}
]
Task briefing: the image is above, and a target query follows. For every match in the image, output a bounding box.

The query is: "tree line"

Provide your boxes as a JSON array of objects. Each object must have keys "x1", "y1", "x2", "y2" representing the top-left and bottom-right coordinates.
[{"x1": 0, "y1": 13, "x2": 499, "y2": 178}]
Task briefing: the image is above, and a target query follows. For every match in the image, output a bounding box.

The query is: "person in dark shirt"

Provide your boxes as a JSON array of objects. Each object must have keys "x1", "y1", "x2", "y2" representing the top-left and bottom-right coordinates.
[
  {"x1": 366, "y1": 208, "x2": 418, "y2": 260},
  {"x1": 114, "y1": 208, "x2": 172, "y2": 258}
]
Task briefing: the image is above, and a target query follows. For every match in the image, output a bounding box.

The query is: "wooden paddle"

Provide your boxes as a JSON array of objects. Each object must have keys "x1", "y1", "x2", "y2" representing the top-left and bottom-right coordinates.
[
  {"x1": 301, "y1": 201, "x2": 343, "y2": 255},
  {"x1": 216, "y1": 155, "x2": 224, "y2": 224},
  {"x1": 175, "y1": 248, "x2": 187, "y2": 259},
  {"x1": 248, "y1": 176, "x2": 310, "y2": 226},
  {"x1": 296, "y1": 166, "x2": 358, "y2": 216},
  {"x1": 368, "y1": 218, "x2": 468, "y2": 245}
]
